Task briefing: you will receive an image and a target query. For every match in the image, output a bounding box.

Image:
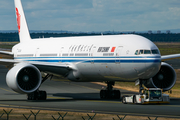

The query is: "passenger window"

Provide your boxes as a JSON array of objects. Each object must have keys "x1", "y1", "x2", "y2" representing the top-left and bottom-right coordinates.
[
  {"x1": 144, "y1": 50, "x2": 151, "y2": 54},
  {"x1": 135, "y1": 50, "x2": 138, "y2": 55}
]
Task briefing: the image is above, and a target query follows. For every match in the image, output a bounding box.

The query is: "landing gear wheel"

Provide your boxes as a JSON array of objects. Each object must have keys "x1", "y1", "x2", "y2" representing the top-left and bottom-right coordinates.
[
  {"x1": 27, "y1": 90, "x2": 47, "y2": 100},
  {"x1": 27, "y1": 92, "x2": 37, "y2": 100},
  {"x1": 27, "y1": 92, "x2": 35, "y2": 100},
  {"x1": 114, "y1": 90, "x2": 121, "y2": 99},
  {"x1": 38, "y1": 91, "x2": 47, "y2": 100},
  {"x1": 100, "y1": 90, "x2": 107, "y2": 99},
  {"x1": 122, "y1": 96, "x2": 127, "y2": 104},
  {"x1": 133, "y1": 96, "x2": 137, "y2": 104},
  {"x1": 100, "y1": 81, "x2": 121, "y2": 99}
]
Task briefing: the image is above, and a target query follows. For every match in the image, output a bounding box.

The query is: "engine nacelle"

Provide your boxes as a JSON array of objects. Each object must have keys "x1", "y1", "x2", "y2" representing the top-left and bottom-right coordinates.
[
  {"x1": 6, "y1": 63, "x2": 42, "y2": 94},
  {"x1": 67, "y1": 70, "x2": 81, "y2": 81},
  {"x1": 144, "y1": 62, "x2": 176, "y2": 91}
]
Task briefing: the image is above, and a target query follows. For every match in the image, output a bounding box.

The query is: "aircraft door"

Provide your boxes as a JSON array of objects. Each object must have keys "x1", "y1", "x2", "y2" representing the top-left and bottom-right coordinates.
[
  {"x1": 59, "y1": 47, "x2": 64, "y2": 63},
  {"x1": 91, "y1": 46, "x2": 96, "y2": 64},
  {"x1": 115, "y1": 46, "x2": 123, "y2": 63},
  {"x1": 15, "y1": 48, "x2": 21, "y2": 58},
  {"x1": 35, "y1": 47, "x2": 40, "y2": 57}
]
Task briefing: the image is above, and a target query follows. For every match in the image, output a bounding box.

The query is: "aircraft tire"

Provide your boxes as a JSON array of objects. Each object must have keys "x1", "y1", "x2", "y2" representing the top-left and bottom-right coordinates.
[
  {"x1": 100, "y1": 90, "x2": 107, "y2": 99},
  {"x1": 122, "y1": 96, "x2": 127, "y2": 104},
  {"x1": 133, "y1": 95, "x2": 137, "y2": 104},
  {"x1": 27, "y1": 92, "x2": 37, "y2": 100},
  {"x1": 27, "y1": 91, "x2": 47, "y2": 100},
  {"x1": 114, "y1": 90, "x2": 121, "y2": 99},
  {"x1": 38, "y1": 91, "x2": 47, "y2": 100}
]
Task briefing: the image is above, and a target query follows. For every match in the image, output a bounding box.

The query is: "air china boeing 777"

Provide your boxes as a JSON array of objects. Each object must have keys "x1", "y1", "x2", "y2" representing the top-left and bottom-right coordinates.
[{"x1": 0, "y1": 0, "x2": 180, "y2": 100}]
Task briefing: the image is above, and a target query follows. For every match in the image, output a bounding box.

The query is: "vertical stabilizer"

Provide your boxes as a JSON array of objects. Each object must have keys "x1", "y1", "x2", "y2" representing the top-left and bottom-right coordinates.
[{"x1": 14, "y1": 0, "x2": 31, "y2": 42}]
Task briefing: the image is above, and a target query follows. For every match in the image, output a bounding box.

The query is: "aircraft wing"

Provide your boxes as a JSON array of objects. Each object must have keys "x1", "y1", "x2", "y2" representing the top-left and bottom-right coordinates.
[
  {"x1": 161, "y1": 54, "x2": 180, "y2": 61},
  {"x1": 0, "y1": 59, "x2": 18, "y2": 68},
  {"x1": 161, "y1": 54, "x2": 180, "y2": 69},
  {"x1": 0, "y1": 59, "x2": 72, "y2": 75},
  {"x1": 0, "y1": 51, "x2": 14, "y2": 56}
]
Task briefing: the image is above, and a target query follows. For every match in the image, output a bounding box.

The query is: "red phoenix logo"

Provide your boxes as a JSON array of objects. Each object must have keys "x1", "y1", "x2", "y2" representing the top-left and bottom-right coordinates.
[
  {"x1": 111, "y1": 47, "x2": 116, "y2": 52},
  {"x1": 16, "y1": 8, "x2": 21, "y2": 33}
]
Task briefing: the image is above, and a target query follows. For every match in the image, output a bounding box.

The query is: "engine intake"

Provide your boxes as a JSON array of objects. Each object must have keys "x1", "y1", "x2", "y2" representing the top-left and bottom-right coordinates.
[
  {"x1": 6, "y1": 63, "x2": 42, "y2": 94},
  {"x1": 144, "y1": 62, "x2": 176, "y2": 91}
]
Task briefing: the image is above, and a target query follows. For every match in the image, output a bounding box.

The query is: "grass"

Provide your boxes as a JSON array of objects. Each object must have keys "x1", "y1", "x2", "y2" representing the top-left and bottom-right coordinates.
[
  {"x1": 155, "y1": 42, "x2": 180, "y2": 55},
  {"x1": 0, "y1": 42, "x2": 18, "y2": 49}
]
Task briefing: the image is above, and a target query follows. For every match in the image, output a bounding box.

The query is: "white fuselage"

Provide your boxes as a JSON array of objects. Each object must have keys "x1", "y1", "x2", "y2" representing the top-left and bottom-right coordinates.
[{"x1": 12, "y1": 34, "x2": 161, "y2": 82}]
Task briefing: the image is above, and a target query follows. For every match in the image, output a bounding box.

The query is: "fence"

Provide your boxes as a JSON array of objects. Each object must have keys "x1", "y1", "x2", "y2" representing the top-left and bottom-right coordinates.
[{"x1": 0, "y1": 108, "x2": 178, "y2": 120}]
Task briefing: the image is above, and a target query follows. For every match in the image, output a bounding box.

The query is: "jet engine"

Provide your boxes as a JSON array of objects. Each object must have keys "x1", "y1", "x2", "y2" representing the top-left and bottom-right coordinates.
[
  {"x1": 67, "y1": 70, "x2": 81, "y2": 81},
  {"x1": 6, "y1": 63, "x2": 42, "y2": 94},
  {"x1": 144, "y1": 62, "x2": 176, "y2": 91}
]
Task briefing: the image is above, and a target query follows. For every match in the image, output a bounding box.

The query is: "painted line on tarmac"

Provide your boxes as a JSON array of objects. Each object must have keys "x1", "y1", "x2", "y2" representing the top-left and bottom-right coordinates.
[
  {"x1": 0, "y1": 87, "x2": 16, "y2": 93},
  {"x1": 0, "y1": 87, "x2": 71, "y2": 100},
  {"x1": 52, "y1": 79, "x2": 70, "y2": 82},
  {"x1": 159, "y1": 104, "x2": 180, "y2": 108},
  {"x1": 47, "y1": 96, "x2": 72, "y2": 99},
  {"x1": 86, "y1": 100, "x2": 122, "y2": 104},
  {"x1": 47, "y1": 97, "x2": 121, "y2": 104},
  {"x1": 0, "y1": 104, "x2": 44, "y2": 110},
  {"x1": 47, "y1": 96, "x2": 65, "y2": 99}
]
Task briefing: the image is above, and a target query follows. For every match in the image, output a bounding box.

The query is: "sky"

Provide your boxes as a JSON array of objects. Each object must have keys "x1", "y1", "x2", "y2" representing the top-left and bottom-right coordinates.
[{"x1": 0, "y1": 0, "x2": 180, "y2": 32}]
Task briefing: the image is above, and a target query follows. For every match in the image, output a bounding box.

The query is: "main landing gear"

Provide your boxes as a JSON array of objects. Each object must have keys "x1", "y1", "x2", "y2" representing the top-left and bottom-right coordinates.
[
  {"x1": 27, "y1": 73, "x2": 53, "y2": 100},
  {"x1": 27, "y1": 90, "x2": 47, "y2": 100},
  {"x1": 100, "y1": 81, "x2": 121, "y2": 99}
]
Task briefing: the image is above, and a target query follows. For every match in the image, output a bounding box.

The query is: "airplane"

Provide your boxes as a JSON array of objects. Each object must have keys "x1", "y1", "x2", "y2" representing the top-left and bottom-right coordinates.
[{"x1": 0, "y1": 0, "x2": 180, "y2": 100}]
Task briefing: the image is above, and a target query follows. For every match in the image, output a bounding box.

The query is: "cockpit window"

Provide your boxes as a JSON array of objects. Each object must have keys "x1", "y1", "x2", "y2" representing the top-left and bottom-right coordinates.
[
  {"x1": 152, "y1": 49, "x2": 159, "y2": 54},
  {"x1": 144, "y1": 50, "x2": 151, "y2": 54},
  {"x1": 135, "y1": 49, "x2": 160, "y2": 55},
  {"x1": 135, "y1": 50, "x2": 138, "y2": 55},
  {"x1": 139, "y1": 50, "x2": 144, "y2": 54}
]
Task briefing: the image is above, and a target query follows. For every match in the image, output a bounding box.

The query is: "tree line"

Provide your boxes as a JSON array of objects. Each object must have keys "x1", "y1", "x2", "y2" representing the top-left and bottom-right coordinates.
[{"x1": 0, "y1": 32, "x2": 180, "y2": 42}]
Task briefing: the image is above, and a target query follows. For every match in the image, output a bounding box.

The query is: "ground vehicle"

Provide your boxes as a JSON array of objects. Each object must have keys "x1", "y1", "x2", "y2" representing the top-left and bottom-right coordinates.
[{"x1": 122, "y1": 88, "x2": 170, "y2": 104}]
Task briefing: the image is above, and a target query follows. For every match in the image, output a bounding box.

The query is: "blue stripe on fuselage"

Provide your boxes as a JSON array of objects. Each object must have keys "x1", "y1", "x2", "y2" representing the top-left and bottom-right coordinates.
[{"x1": 14, "y1": 56, "x2": 161, "y2": 63}]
